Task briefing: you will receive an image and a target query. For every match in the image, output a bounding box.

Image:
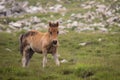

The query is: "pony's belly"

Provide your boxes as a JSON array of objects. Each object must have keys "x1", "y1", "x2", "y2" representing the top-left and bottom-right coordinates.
[
  {"x1": 33, "y1": 48, "x2": 42, "y2": 53},
  {"x1": 30, "y1": 44, "x2": 42, "y2": 53}
]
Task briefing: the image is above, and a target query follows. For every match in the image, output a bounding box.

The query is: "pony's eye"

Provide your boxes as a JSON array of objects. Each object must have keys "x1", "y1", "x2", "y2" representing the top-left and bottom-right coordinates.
[
  {"x1": 50, "y1": 32, "x2": 52, "y2": 35},
  {"x1": 57, "y1": 31, "x2": 59, "y2": 34}
]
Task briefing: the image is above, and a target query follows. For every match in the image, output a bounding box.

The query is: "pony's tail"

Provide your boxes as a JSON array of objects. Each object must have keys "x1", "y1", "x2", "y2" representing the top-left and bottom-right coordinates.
[{"x1": 19, "y1": 34, "x2": 24, "y2": 55}]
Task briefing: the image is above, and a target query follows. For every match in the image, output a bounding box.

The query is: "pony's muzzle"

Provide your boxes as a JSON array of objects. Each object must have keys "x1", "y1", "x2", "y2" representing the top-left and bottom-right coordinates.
[{"x1": 53, "y1": 40, "x2": 57, "y2": 45}]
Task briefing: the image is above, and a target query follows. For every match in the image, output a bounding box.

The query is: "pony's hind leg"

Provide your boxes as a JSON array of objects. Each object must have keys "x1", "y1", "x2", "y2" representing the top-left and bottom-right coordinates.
[{"x1": 22, "y1": 47, "x2": 34, "y2": 67}]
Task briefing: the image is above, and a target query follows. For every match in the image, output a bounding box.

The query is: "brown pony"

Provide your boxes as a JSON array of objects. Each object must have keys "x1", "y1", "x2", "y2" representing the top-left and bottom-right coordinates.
[{"x1": 19, "y1": 22, "x2": 60, "y2": 68}]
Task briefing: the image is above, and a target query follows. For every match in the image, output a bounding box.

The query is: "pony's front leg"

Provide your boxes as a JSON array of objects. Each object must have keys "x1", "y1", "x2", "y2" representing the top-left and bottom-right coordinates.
[
  {"x1": 53, "y1": 53, "x2": 60, "y2": 66},
  {"x1": 42, "y1": 50, "x2": 47, "y2": 68}
]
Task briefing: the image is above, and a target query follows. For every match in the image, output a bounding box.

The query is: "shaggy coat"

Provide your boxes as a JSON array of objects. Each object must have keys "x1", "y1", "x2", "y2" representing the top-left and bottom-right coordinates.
[{"x1": 19, "y1": 22, "x2": 60, "y2": 68}]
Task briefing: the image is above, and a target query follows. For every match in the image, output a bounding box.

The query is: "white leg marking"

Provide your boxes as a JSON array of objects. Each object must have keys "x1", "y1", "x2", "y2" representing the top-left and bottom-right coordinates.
[
  {"x1": 22, "y1": 57, "x2": 26, "y2": 67},
  {"x1": 42, "y1": 54, "x2": 47, "y2": 68},
  {"x1": 53, "y1": 54, "x2": 60, "y2": 66}
]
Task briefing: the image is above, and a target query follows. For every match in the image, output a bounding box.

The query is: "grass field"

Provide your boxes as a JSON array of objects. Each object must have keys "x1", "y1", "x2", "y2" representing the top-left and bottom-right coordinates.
[
  {"x1": 0, "y1": 31, "x2": 120, "y2": 80},
  {"x1": 0, "y1": 0, "x2": 120, "y2": 79}
]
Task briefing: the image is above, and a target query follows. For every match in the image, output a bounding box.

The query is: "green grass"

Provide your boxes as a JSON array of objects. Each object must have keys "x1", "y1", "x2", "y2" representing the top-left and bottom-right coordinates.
[{"x1": 0, "y1": 31, "x2": 120, "y2": 80}]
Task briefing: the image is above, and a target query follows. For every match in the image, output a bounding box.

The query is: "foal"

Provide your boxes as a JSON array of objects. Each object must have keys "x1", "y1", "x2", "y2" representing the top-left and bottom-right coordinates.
[{"x1": 19, "y1": 22, "x2": 60, "y2": 68}]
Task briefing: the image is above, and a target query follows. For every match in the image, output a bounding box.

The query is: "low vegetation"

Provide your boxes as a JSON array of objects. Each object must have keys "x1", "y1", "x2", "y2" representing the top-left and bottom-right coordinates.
[
  {"x1": 0, "y1": 31, "x2": 120, "y2": 80},
  {"x1": 0, "y1": 0, "x2": 120, "y2": 80}
]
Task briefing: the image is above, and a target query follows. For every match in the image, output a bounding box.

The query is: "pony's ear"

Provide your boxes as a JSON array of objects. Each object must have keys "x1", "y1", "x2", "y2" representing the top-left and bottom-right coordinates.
[
  {"x1": 49, "y1": 22, "x2": 52, "y2": 27},
  {"x1": 56, "y1": 22, "x2": 59, "y2": 27}
]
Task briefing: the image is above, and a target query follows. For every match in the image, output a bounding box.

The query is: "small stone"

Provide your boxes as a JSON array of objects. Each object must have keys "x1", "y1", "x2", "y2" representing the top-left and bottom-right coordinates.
[
  {"x1": 79, "y1": 42, "x2": 87, "y2": 46},
  {"x1": 5, "y1": 48, "x2": 12, "y2": 52},
  {"x1": 60, "y1": 59, "x2": 68, "y2": 63}
]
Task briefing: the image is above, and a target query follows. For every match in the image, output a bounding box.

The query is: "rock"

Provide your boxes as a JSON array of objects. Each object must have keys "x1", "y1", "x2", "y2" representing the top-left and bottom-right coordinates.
[
  {"x1": 60, "y1": 59, "x2": 68, "y2": 63},
  {"x1": 74, "y1": 13, "x2": 82, "y2": 19},
  {"x1": 0, "y1": 4, "x2": 6, "y2": 16},
  {"x1": 30, "y1": 16, "x2": 41, "y2": 24},
  {"x1": 71, "y1": 21, "x2": 78, "y2": 27},
  {"x1": 11, "y1": 2, "x2": 24, "y2": 14},
  {"x1": 56, "y1": 0, "x2": 61, "y2": 2},
  {"x1": 59, "y1": 30, "x2": 68, "y2": 34},
  {"x1": 49, "y1": 4, "x2": 62, "y2": 12},
  {"x1": 89, "y1": 23, "x2": 105, "y2": 27},
  {"x1": 81, "y1": 1, "x2": 96, "y2": 9},
  {"x1": 67, "y1": 20, "x2": 72, "y2": 23},
  {"x1": 79, "y1": 42, "x2": 92, "y2": 46},
  {"x1": 33, "y1": 23, "x2": 47, "y2": 29},
  {"x1": 76, "y1": 27, "x2": 94, "y2": 32},
  {"x1": 0, "y1": 5, "x2": 5, "y2": 10},
  {"x1": 5, "y1": 48, "x2": 12, "y2": 52},
  {"x1": 9, "y1": 22, "x2": 22, "y2": 28},
  {"x1": 6, "y1": 28, "x2": 12, "y2": 33},
  {"x1": 59, "y1": 26, "x2": 65, "y2": 29},
  {"x1": 49, "y1": 4, "x2": 66, "y2": 13},
  {"x1": 79, "y1": 42, "x2": 87, "y2": 46},
  {"x1": 99, "y1": 27, "x2": 108, "y2": 32},
  {"x1": 107, "y1": 16, "x2": 120, "y2": 24},
  {"x1": 71, "y1": 13, "x2": 76, "y2": 17},
  {"x1": 22, "y1": 1, "x2": 29, "y2": 8},
  {"x1": 0, "y1": 0, "x2": 27, "y2": 16},
  {"x1": 98, "y1": 38, "x2": 102, "y2": 42},
  {"x1": 26, "y1": 6, "x2": 45, "y2": 13},
  {"x1": 83, "y1": 5, "x2": 92, "y2": 9},
  {"x1": 96, "y1": 4, "x2": 106, "y2": 10}
]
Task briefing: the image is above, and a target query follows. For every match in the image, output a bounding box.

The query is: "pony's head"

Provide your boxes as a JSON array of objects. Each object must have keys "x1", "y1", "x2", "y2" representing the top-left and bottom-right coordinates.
[{"x1": 48, "y1": 22, "x2": 59, "y2": 46}]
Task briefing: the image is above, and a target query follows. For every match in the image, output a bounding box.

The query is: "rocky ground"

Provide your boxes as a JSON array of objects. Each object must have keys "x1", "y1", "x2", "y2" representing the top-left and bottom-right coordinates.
[{"x1": 0, "y1": 0, "x2": 120, "y2": 33}]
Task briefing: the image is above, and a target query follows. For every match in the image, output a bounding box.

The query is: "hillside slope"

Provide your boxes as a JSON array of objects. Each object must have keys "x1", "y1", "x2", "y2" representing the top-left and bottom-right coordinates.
[{"x1": 0, "y1": 32, "x2": 120, "y2": 80}]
